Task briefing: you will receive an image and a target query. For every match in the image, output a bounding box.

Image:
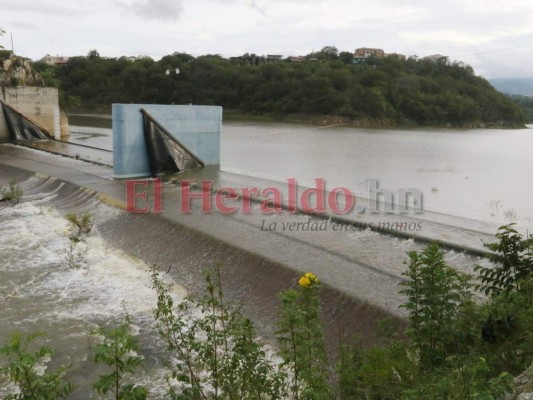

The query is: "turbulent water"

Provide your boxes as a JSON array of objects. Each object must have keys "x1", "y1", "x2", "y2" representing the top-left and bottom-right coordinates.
[
  {"x1": 0, "y1": 195, "x2": 183, "y2": 398},
  {"x1": 0, "y1": 186, "x2": 492, "y2": 397}
]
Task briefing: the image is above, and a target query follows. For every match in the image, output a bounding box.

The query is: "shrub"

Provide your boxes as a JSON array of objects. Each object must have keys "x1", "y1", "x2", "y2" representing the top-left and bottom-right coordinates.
[
  {"x1": 0, "y1": 180, "x2": 23, "y2": 204},
  {"x1": 0, "y1": 333, "x2": 75, "y2": 399},
  {"x1": 63, "y1": 238, "x2": 88, "y2": 269},
  {"x1": 93, "y1": 315, "x2": 148, "y2": 399},
  {"x1": 151, "y1": 263, "x2": 287, "y2": 399},
  {"x1": 475, "y1": 224, "x2": 533, "y2": 300},
  {"x1": 403, "y1": 356, "x2": 513, "y2": 400},
  {"x1": 276, "y1": 272, "x2": 332, "y2": 400},
  {"x1": 474, "y1": 225, "x2": 533, "y2": 372},
  {"x1": 65, "y1": 212, "x2": 93, "y2": 236},
  {"x1": 399, "y1": 243, "x2": 473, "y2": 370},
  {"x1": 337, "y1": 339, "x2": 418, "y2": 400}
]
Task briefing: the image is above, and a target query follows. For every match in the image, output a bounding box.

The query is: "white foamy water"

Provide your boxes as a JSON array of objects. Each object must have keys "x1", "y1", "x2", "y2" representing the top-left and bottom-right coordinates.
[{"x1": 0, "y1": 201, "x2": 184, "y2": 398}]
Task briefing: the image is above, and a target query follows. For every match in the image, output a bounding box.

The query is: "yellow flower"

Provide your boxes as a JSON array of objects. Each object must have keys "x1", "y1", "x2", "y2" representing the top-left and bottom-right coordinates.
[
  {"x1": 298, "y1": 276, "x2": 311, "y2": 288},
  {"x1": 298, "y1": 272, "x2": 319, "y2": 288},
  {"x1": 304, "y1": 272, "x2": 318, "y2": 284}
]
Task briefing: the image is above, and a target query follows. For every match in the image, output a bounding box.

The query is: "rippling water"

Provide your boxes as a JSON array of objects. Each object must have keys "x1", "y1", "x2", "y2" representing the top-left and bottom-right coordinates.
[
  {"x1": 66, "y1": 116, "x2": 533, "y2": 230},
  {"x1": 221, "y1": 122, "x2": 533, "y2": 230},
  {"x1": 0, "y1": 200, "x2": 181, "y2": 398}
]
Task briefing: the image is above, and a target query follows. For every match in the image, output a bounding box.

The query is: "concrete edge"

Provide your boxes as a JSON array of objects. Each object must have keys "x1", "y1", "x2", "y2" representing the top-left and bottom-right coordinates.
[{"x1": 207, "y1": 188, "x2": 494, "y2": 258}]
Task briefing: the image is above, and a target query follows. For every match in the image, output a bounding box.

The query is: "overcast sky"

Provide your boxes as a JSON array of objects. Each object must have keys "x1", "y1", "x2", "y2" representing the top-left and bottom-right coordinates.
[{"x1": 1, "y1": 0, "x2": 533, "y2": 78}]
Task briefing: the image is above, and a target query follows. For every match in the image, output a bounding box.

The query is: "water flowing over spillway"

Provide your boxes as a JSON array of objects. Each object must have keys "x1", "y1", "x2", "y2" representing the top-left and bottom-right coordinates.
[
  {"x1": 0, "y1": 180, "x2": 180, "y2": 398},
  {"x1": 0, "y1": 169, "x2": 495, "y2": 395}
]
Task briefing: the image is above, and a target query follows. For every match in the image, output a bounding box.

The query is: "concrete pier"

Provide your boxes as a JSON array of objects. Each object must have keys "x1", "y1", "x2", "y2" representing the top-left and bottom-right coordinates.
[
  {"x1": 112, "y1": 104, "x2": 222, "y2": 178},
  {"x1": 0, "y1": 86, "x2": 69, "y2": 140}
]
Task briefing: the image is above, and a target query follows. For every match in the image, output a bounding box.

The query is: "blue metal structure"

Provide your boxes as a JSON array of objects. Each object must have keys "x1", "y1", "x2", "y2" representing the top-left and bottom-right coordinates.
[{"x1": 112, "y1": 104, "x2": 222, "y2": 178}]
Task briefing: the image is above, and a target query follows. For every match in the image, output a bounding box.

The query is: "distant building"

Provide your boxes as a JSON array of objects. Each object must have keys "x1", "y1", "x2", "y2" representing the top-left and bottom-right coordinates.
[
  {"x1": 287, "y1": 56, "x2": 306, "y2": 62},
  {"x1": 354, "y1": 47, "x2": 385, "y2": 58},
  {"x1": 229, "y1": 53, "x2": 283, "y2": 65},
  {"x1": 40, "y1": 55, "x2": 69, "y2": 66},
  {"x1": 352, "y1": 47, "x2": 385, "y2": 64}
]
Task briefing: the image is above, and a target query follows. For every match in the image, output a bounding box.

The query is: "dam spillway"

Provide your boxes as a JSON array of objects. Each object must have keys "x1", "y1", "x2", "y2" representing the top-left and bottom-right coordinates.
[
  {"x1": 0, "y1": 127, "x2": 507, "y2": 397},
  {"x1": 0, "y1": 143, "x2": 495, "y2": 345}
]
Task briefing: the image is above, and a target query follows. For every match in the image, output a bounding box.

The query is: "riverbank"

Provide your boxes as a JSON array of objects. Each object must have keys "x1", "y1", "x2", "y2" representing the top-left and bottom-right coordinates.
[
  {"x1": 67, "y1": 108, "x2": 527, "y2": 130},
  {"x1": 223, "y1": 109, "x2": 527, "y2": 129}
]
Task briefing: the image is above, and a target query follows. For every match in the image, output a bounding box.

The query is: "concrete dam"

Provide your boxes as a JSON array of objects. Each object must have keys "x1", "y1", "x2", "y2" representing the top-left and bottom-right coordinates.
[{"x1": 0, "y1": 103, "x2": 496, "y2": 353}]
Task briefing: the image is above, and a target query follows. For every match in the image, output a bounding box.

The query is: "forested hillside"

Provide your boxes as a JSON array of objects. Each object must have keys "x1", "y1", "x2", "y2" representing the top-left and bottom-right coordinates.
[
  {"x1": 507, "y1": 94, "x2": 533, "y2": 122},
  {"x1": 35, "y1": 51, "x2": 526, "y2": 128}
]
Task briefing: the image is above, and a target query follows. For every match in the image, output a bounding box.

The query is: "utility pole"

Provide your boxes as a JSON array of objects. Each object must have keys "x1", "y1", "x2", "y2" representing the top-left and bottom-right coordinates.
[{"x1": 10, "y1": 33, "x2": 14, "y2": 54}]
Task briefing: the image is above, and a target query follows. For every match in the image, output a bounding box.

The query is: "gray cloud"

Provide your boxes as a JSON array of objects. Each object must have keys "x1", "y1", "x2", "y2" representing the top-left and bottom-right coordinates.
[
  {"x1": 7, "y1": 21, "x2": 40, "y2": 30},
  {"x1": 120, "y1": 0, "x2": 184, "y2": 21},
  {"x1": 249, "y1": 0, "x2": 267, "y2": 16},
  {"x1": 0, "y1": 0, "x2": 81, "y2": 16}
]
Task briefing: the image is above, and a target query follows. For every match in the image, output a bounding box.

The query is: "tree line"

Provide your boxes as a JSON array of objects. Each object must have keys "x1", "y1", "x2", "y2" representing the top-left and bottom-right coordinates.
[
  {"x1": 34, "y1": 48, "x2": 527, "y2": 128},
  {"x1": 507, "y1": 94, "x2": 533, "y2": 122}
]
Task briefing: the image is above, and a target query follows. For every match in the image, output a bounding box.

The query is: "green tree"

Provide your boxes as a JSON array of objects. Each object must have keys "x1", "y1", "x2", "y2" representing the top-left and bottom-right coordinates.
[
  {"x1": 339, "y1": 51, "x2": 354, "y2": 64},
  {"x1": 32, "y1": 61, "x2": 59, "y2": 87},
  {"x1": 508, "y1": 94, "x2": 533, "y2": 122},
  {"x1": 52, "y1": 47, "x2": 527, "y2": 126},
  {"x1": 399, "y1": 244, "x2": 473, "y2": 369},
  {"x1": 93, "y1": 315, "x2": 148, "y2": 399},
  {"x1": 475, "y1": 224, "x2": 533, "y2": 299},
  {"x1": 88, "y1": 49, "x2": 100, "y2": 59},
  {"x1": 317, "y1": 46, "x2": 339, "y2": 61}
]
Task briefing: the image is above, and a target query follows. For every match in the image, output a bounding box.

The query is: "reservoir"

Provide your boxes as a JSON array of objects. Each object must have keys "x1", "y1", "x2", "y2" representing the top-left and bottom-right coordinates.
[{"x1": 68, "y1": 115, "x2": 533, "y2": 230}]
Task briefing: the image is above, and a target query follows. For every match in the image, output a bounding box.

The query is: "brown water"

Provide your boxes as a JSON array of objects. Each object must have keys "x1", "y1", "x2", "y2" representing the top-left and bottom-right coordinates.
[
  {"x1": 0, "y1": 171, "x2": 493, "y2": 398},
  {"x1": 221, "y1": 121, "x2": 533, "y2": 230},
  {"x1": 66, "y1": 115, "x2": 533, "y2": 230},
  {"x1": 0, "y1": 177, "x2": 174, "y2": 398}
]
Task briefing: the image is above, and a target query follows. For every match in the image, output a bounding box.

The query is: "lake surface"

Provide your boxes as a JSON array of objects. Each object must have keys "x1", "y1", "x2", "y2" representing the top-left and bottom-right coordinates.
[{"x1": 68, "y1": 115, "x2": 533, "y2": 231}]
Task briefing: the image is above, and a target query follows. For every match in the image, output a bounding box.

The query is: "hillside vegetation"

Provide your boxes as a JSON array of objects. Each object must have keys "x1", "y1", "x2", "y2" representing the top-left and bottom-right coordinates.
[
  {"x1": 507, "y1": 94, "x2": 533, "y2": 122},
  {"x1": 35, "y1": 51, "x2": 526, "y2": 128}
]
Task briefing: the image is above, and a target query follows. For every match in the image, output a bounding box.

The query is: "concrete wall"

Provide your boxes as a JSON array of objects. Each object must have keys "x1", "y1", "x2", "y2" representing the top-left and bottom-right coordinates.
[
  {"x1": 0, "y1": 86, "x2": 68, "y2": 139},
  {"x1": 0, "y1": 105, "x2": 8, "y2": 142},
  {"x1": 113, "y1": 104, "x2": 222, "y2": 178}
]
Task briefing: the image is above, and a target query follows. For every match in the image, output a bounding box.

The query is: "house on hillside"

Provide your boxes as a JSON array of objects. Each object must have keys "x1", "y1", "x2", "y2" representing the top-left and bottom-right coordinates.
[
  {"x1": 40, "y1": 55, "x2": 69, "y2": 66},
  {"x1": 353, "y1": 47, "x2": 385, "y2": 63},
  {"x1": 229, "y1": 53, "x2": 283, "y2": 65}
]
